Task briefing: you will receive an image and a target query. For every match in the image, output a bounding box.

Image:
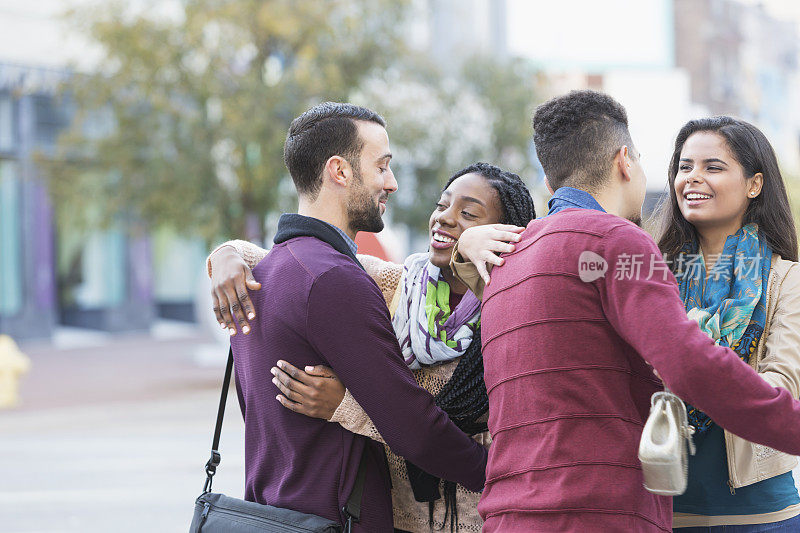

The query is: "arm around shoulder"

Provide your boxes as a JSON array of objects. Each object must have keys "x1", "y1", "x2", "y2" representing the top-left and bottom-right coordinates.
[
  {"x1": 356, "y1": 254, "x2": 402, "y2": 308},
  {"x1": 329, "y1": 389, "x2": 387, "y2": 445},
  {"x1": 306, "y1": 264, "x2": 487, "y2": 492},
  {"x1": 207, "y1": 239, "x2": 269, "y2": 277},
  {"x1": 599, "y1": 224, "x2": 800, "y2": 456},
  {"x1": 450, "y1": 243, "x2": 486, "y2": 300}
]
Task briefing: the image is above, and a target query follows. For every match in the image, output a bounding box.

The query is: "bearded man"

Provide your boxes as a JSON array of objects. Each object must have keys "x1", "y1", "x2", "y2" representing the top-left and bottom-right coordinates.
[{"x1": 226, "y1": 102, "x2": 487, "y2": 532}]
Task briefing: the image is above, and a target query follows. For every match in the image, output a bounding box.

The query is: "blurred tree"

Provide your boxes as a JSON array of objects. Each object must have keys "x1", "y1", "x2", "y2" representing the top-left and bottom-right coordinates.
[
  {"x1": 352, "y1": 64, "x2": 494, "y2": 233},
  {"x1": 460, "y1": 55, "x2": 542, "y2": 176},
  {"x1": 786, "y1": 175, "x2": 800, "y2": 235},
  {"x1": 45, "y1": 0, "x2": 409, "y2": 244},
  {"x1": 353, "y1": 56, "x2": 542, "y2": 234}
]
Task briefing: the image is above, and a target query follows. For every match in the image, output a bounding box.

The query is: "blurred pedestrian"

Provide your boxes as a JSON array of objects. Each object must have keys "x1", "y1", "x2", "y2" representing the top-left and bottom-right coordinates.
[{"x1": 656, "y1": 117, "x2": 800, "y2": 532}]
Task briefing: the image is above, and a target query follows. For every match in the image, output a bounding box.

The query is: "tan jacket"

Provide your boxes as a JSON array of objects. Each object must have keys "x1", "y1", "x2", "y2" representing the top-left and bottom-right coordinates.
[
  {"x1": 209, "y1": 241, "x2": 487, "y2": 532},
  {"x1": 329, "y1": 255, "x2": 488, "y2": 533},
  {"x1": 725, "y1": 255, "x2": 800, "y2": 489}
]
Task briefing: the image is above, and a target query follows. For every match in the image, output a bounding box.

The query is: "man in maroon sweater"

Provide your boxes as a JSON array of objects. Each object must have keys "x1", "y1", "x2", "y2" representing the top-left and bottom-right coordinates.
[
  {"x1": 456, "y1": 91, "x2": 800, "y2": 532},
  {"x1": 228, "y1": 103, "x2": 487, "y2": 532}
]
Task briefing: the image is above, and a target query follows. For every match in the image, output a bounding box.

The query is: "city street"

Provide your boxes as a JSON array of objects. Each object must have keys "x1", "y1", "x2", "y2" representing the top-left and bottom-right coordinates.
[
  {"x1": 1, "y1": 325, "x2": 244, "y2": 533},
  {"x1": 3, "y1": 326, "x2": 800, "y2": 532}
]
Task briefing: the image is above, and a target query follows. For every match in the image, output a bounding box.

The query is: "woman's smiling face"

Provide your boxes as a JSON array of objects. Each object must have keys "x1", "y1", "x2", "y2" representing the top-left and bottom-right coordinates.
[
  {"x1": 428, "y1": 172, "x2": 502, "y2": 270},
  {"x1": 674, "y1": 131, "x2": 761, "y2": 234}
]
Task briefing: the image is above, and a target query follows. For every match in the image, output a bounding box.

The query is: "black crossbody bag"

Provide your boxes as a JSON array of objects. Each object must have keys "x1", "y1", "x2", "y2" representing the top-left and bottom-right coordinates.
[{"x1": 189, "y1": 349, "x2": 369, "y2": 533}]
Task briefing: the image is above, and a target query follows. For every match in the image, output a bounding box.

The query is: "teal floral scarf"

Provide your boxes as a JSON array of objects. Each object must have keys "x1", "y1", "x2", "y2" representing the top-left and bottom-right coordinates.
[{"x1": 676, "y1": 223, "x2": 772, "y2": 433}]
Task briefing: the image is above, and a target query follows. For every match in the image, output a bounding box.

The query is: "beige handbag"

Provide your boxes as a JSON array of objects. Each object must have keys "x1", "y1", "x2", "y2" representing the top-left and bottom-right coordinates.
[{"x1": 638, "y1": 390, "x2": 696, "y2": 496}]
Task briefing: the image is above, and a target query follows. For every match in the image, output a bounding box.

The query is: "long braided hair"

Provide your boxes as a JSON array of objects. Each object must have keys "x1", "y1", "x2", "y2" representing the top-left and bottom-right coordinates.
[{"x1": 421, "y1": 163, "x2": 536, "y2": 531}]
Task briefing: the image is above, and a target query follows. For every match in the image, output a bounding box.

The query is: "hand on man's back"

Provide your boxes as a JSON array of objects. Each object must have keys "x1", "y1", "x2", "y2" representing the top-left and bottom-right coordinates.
[{"x1": 210, "y1": 246, "x2": 262, "y2": 335}]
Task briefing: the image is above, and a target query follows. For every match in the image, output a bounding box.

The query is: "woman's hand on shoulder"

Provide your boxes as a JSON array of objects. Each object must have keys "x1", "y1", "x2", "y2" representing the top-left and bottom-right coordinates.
[
  {"x1": 271, "y1": 360, "x2": 345, "y2": 420},
  {"x1": 210, "y1": 246, "x2": 261, "y2": 336},
  {"x1": 457, "y1": 224, "x2": 525, "y2": 285}
]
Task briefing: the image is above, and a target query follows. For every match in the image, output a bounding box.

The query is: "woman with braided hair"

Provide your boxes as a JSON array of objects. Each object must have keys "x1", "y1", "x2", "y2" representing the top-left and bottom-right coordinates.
[{"x1": 206, "y1": 162, "x2": 536, "y2": 532}]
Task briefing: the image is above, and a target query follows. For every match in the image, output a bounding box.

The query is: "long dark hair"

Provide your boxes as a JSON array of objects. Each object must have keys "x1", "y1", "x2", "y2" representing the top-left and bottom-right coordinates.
[
  {"x1": 410, "y1": 162, "x2": 535, "y2": 532},
  {"x1": 654, "y1": 116, "x2": 798, "y2": 263}
]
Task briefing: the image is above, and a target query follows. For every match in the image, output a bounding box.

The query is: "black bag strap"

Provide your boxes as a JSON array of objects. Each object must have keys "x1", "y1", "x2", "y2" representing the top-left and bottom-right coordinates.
[
  {"x1": 202, "y1": 348, "x2": 233, "y2": 493},
  {"x1": 342, "y1": 447, "x2": 369, "y2": 530},
  {"x1": 202, "y1": 348, "x2": 370, "y2": 528}
]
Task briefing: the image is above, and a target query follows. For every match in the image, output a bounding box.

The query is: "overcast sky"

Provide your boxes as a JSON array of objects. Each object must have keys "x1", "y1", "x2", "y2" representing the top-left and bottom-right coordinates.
[{"x1": 1, "y1": 0, "x2": 798, "y2": 71}]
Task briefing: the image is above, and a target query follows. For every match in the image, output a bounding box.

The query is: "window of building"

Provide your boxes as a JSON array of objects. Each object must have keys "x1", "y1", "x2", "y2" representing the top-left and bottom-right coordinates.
[
  {"x1": 33, "y1": 95, "x2": 70, "y2": 150},
  {"x1": 0, "y1": 94, "x2": 14, "y2": 152},
  {"x1": 0, "y1": 160, "x2": 23, "y2": 316},
  {"x1": 56, "y1": 190, "x2": 127, "y2": 311},
  {"x1": 57, "y1": 227, "x2": 127, "y2": 310},
  {"x1": 153, "y1": 228, "x2": 205, "y2": 303},
  {"x1": 153, "y1": 228, "x2": 205, "y2": 320}
]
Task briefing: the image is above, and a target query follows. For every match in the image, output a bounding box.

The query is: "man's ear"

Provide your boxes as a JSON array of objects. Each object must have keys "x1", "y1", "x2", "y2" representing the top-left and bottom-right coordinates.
[
  {"x1": 323, "y1": 156, "x2": 353, "y2": 188},
  {"x1": 616, "y1": 146, "x2": 634, "y2": 183}
]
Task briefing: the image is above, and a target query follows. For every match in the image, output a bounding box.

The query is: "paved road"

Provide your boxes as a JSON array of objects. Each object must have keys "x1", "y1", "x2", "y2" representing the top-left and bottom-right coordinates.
[
  {"x1": 1, "y1": 390, "x2": 244, "y2": 533},
  {"x1": 4, "y1": 325, "x2": 800, "y2": 532},
  {"x1": 2, "y1": 326, "x2": 244, "y2": 533}
]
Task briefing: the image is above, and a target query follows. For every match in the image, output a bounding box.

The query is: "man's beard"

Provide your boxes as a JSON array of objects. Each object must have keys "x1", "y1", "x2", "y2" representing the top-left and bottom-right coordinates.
[
  {"x1": 347, "y1": 168, "x2": 384, "y2": 233},
  {"x1": 627, "y1": 213, "x2": 643, "y2": 227}
]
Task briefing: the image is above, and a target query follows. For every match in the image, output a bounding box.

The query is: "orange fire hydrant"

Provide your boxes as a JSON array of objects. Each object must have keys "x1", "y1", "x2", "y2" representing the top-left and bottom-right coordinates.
[{"x1": 0, "y1": 335, "x2": 30, "y2": 408}]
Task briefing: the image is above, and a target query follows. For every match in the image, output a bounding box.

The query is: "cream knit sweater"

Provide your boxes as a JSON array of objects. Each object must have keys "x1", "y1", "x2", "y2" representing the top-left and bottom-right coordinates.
[{"x1": 208, "y1": 240, "x2": 488, "y2": 532}]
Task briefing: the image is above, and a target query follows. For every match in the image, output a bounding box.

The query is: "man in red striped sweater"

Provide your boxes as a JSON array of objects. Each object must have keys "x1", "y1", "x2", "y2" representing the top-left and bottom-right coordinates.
[{"x1": 456, "y1": 90, "x2": 800, "y2": 532}]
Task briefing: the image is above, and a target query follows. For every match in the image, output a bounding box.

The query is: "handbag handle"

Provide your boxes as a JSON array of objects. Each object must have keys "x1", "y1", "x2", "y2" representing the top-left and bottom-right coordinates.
[
  {"x1": 650, "y1": 388, "x2": 696, "y2": 455},
  {"x1": 202, "y1": 348, "x2": 370, "y2": 527}
]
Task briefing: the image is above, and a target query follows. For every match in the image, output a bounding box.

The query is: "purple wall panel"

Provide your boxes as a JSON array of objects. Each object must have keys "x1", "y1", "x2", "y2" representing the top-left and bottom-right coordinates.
[
  {"x1": 129, "y1": 234, "x2": 153, "y2": 304},
  {"x1": 32, "y1": 181, "x2": 55, "y2": 310}
]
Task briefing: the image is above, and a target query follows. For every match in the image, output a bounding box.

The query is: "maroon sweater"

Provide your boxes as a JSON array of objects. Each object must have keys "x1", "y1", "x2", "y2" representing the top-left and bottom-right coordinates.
[
  {"x1": 230, "y1": 226, "x2": 487, "y2": 532},
  {"x1": 478, "y1": 209, "x2": 800, "y2": 532}
]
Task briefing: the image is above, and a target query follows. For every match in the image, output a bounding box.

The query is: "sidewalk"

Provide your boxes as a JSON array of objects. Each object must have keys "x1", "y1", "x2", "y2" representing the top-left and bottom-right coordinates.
[
  {"x1": 14, "y1": 322, "x2": 228, "y2": 411},
  {"x1": 6, "y1": 325, "x2": 799, "y2": 531},
  {"x1": 1, "y1": 323, "x2": 245, "y2": 533}
]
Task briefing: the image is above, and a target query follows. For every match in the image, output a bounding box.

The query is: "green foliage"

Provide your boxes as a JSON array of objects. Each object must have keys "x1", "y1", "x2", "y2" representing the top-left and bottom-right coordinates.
[
  {"x1": 351, "y1": 55, "x2": 543, "y2": 234},
  {"x1": 785, "y1": 174, "x2": 800, "y2": 236},
  {"x1": 46, "y1": 0, "x2": 545, "y2": 243},
  {"x1": 47, "y1": 0, "x2": 409, "y2": 243},
  {"x1": 460, "y1": 55, "x2": 542, "y2": 175}
]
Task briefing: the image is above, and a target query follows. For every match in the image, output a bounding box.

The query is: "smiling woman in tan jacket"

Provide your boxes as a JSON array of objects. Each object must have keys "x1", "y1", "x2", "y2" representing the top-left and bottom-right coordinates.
[{"x1": 655, "y1": 116, "x2": 800, "y2": 531}]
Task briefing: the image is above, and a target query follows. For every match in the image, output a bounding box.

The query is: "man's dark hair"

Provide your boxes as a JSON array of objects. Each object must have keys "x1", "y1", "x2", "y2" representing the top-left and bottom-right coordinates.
[
  {"x1": 532, "y1": 90, "x2": 633, "y2": 192},
  {"x1": 283, "y1": 102, "x2": 386, "y2": 199}
]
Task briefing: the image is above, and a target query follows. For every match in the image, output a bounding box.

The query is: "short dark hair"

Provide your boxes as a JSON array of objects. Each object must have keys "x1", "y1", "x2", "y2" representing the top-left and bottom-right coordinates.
[
  {"x1": 532, "y1": 90, "x2": 633, "y2": 192},
  {"x1": 655, "y1": 116, "x2": 798, "y2": 262},
  {"x1": 283, "y1": 102, "x2": 386, "y2": 199},
  {"x1": 444, "y1": 162, "x2": 536, "y2": 227}
]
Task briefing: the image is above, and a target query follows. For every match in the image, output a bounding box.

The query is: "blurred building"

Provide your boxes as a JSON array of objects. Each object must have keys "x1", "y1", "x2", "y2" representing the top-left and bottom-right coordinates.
[
  {"x1": 3, "y1": 0, "x2": 800, "y2": 340},
  {"x1": 675, "y1": 0, "x2": 800, "y2": 172},
  {"x1": 0, "y1": 64, "x2": 64, "y2": 340},
  {"x1": 409, "y1": 0, "x2": 509, "y2": 65},
  {"x1": 505, "y1": 0, "x2": 800, "y2": 200},
  {"x1": 504, "y1": 0, "x2": 694, "y2": 200},
  {"x1": 0, "y1": 63, "x2": 204, "y2": 340}
]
